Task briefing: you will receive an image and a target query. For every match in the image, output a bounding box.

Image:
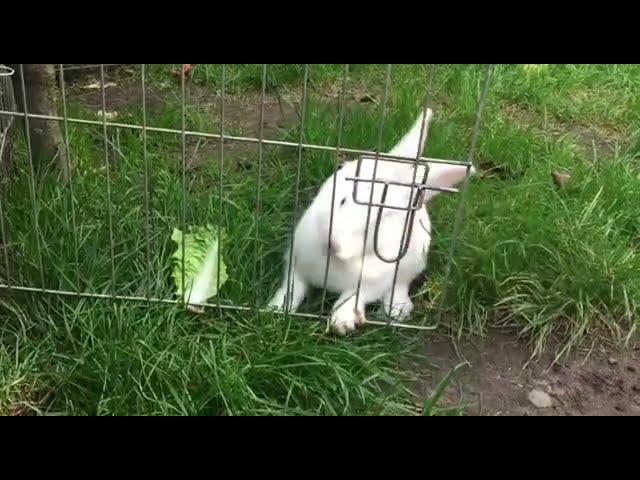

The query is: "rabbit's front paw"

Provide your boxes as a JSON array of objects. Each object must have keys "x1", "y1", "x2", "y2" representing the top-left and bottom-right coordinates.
[{"x1": 330, "y1": 303, "x2": 365, "y2": 336}]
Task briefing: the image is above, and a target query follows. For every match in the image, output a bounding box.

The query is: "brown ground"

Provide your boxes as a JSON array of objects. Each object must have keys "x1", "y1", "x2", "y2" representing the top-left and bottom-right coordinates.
[
  {"x1": 501, "y1": 101, "x2": 624, "y2": 157},
  {"x1": 66, "y1": 68, "x2": 302, "y2": 173},
  {"x1": 416, "y1": 332, "x2": 640, "y2": 416}
]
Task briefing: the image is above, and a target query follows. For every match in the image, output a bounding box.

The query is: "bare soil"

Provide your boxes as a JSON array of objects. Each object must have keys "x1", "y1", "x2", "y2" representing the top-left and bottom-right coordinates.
[
  {"x1": 416, "y1": 332, "x2": 640, "y2": 416},
  {"x1": 67, "y1": 71, "x2": 302, "y2": 173},
  {"x1": 501, "y1": 101, "x2": 625, "y2": 157}
]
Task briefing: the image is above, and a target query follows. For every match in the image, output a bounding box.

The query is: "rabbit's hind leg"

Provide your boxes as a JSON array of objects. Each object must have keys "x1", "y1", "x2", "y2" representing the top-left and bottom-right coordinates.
[
  {"x1": 381, "y1": 284, "x2": 413, "y2": 322},
  {"x1": 267, "y1": 255, "x2": 308, "y2": 314}
]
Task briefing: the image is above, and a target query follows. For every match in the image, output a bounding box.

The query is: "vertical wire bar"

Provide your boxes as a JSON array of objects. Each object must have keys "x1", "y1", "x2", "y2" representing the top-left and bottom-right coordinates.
[
  {"x1": 435, "y1": 64, "x2": 494, "y2": 327},
  {"x1": 141, "y1": 64, "x2": 152, "y2": 300},
  {"x1": 217, "y1": 65, "x2": 225, "y2": 316},
  {"x1": 320, "y1": 64, "x2": 349, "y2": 309},
  {"x1": 100, "y1": 65, "x2": 117, "y2": 295},
  {"x1": 354, "y1": 64, "x2": 392, "y2": 309},
  {"x1": 57, "y1": 64, "x2": 81, "y2": 295},
  {"x1": 180, "y1": 65, "x2": 187, "y2": 305},
  {"x1": 284, "y1": 64, "x2": 310, "y2": 317},
  {"x1": 0, "y1": 69, "x2": 11, "y2": 284},
  {"x1": 7, "y1": 68, "x2": 17, "y2": 114},
  {"x1": 116, "y1": 128, "x2": 121, "y2": 159},
  {"x1": 18, "y1": 65, "x2": 46, "y2": 290},
  {"x1": 386, "y1": 65, "x2": 436, "y2": 323},
  {"x1": 0, "y1": 70, "x2": 12, "y2": 287},
  {"x1": 0, "y1": 186, "x2": 10, "y2": 287},
  {"x1": 253, "y1": 64, "x2": 267, "y2": 310}
]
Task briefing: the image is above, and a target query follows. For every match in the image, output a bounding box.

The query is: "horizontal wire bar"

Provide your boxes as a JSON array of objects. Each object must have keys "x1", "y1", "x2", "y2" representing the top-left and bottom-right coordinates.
[
  {"x1": 57, "y1": 64, "x2": 124, "y2": 72},
  {"x1": 0, "y1": 110, "x2": 470, "y2": 167},
  {"x1": 0, "y1": 284, "x2": 437, "y2": 331},
  {"x1": 345, "y1": 176, "x2": 460, "y2": 193},
  {"x1": 351, "y1": 201, "x2": 422, "y2": 212},
  {"x1": 347, "y1": 180, "x2": 458, "y2": 211}
]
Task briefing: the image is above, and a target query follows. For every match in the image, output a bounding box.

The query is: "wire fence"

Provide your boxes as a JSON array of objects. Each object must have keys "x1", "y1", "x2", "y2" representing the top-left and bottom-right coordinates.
[
  {"x1": 0, "y1": 64, "x2": 494, "y2": 332},
  {"x1": 0, "y1": 65, "x2": 16, "y2": 176}
]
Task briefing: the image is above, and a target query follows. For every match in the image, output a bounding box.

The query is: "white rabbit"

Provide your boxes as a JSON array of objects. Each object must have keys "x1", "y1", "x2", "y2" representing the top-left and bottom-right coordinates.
[{"x1": 268, "y1": 108, "x2": 475, "y2": 335}]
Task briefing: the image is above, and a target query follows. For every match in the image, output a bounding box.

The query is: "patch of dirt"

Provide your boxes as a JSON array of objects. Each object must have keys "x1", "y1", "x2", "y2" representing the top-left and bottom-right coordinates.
[
  {"x1": 66, "y1": 73, "x2": 302, "y2": 171},
  {"x1": 70, "y1": 77, "x2": 299, "y2": 136},
  {"x1": 180, "y1": 90, "x2": 301, "y2": 172},
  {"x1": 416, "y1": 332, "x2": 640, "y2": 416},
  {"x1": 73, "y1": 82, "x2": 167, "y2": 113},
  {"x1": 65, "y1": 70, "x2": 395, "y2": 174},
  {"x1": 1, "y1": 381, "x2": 45, "y2": 416},
  {"x1": 501, "y1": 101, "x2": 624, "y2": 157}
]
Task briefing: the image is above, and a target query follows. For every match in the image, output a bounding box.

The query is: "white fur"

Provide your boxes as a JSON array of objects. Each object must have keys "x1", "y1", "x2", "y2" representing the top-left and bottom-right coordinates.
[{"x1": 268, "y1": 108, "x2": 475, "y2": 335}]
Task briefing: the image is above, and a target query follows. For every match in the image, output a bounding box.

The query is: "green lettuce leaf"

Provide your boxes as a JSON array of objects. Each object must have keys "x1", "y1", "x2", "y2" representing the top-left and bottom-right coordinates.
[{"x1": 171, "y1": 225, "x2": 228, "y2": 310}]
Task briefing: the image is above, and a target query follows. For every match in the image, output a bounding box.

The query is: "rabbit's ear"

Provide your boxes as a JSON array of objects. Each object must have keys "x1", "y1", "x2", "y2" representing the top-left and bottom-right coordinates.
[
  {"x1": 388, "y1": 108, "x2": 433, "y2": 160},
  {"x1": 423, "y1": 163, "x2": 476, "y2": 202}
]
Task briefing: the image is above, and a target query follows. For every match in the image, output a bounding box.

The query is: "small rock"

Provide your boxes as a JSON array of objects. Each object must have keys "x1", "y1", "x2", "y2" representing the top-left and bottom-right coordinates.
[
  {"x1": 632, "y1": 384, "x2": 640, "y2": 393},
  {"x1": 528, "y1": 389, "x2": 553, "y2": 408},
  {"x1": 629, "y1": 404, "x2": 640, "y2": 417},
  {"x1": 608, "y1": 357, "x2": 618, "y2": 366},
  {"x1": 627, "y1": 365, "x2": 637, "y2": 373}
]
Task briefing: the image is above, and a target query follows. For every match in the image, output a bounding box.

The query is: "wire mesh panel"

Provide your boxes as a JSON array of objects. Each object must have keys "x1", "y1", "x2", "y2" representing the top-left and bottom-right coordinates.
[
  {"x1": 0, "y1": 65, "x2": 16, "y2": 285},
  {"x1": 0, "y1": 65, "x2": 16, "y2": 177},
  {"x1": 0, "y1": 64, "x2": 493, "y2": 333}
]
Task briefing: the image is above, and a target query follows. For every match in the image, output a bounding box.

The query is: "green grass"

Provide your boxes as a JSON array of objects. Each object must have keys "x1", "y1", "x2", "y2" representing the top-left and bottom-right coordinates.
[
  {"x1": 1, "y1": 64, "x2": 639, "y2": 415},
  {"x1": 0, "y1": 297, "x2": 419, "y2": 415}
]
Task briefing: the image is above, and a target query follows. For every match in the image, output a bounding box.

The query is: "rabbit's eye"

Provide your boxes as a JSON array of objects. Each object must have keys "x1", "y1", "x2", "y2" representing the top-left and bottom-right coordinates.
[{"x1": 340, "y1": 197, "x2": 347, "y2": 206}]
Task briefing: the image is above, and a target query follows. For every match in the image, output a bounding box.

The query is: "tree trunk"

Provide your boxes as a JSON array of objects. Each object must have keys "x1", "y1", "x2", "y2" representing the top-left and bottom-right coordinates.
[{"x1": 10, "y1": 64, "x2": 69, "y2": 182}]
